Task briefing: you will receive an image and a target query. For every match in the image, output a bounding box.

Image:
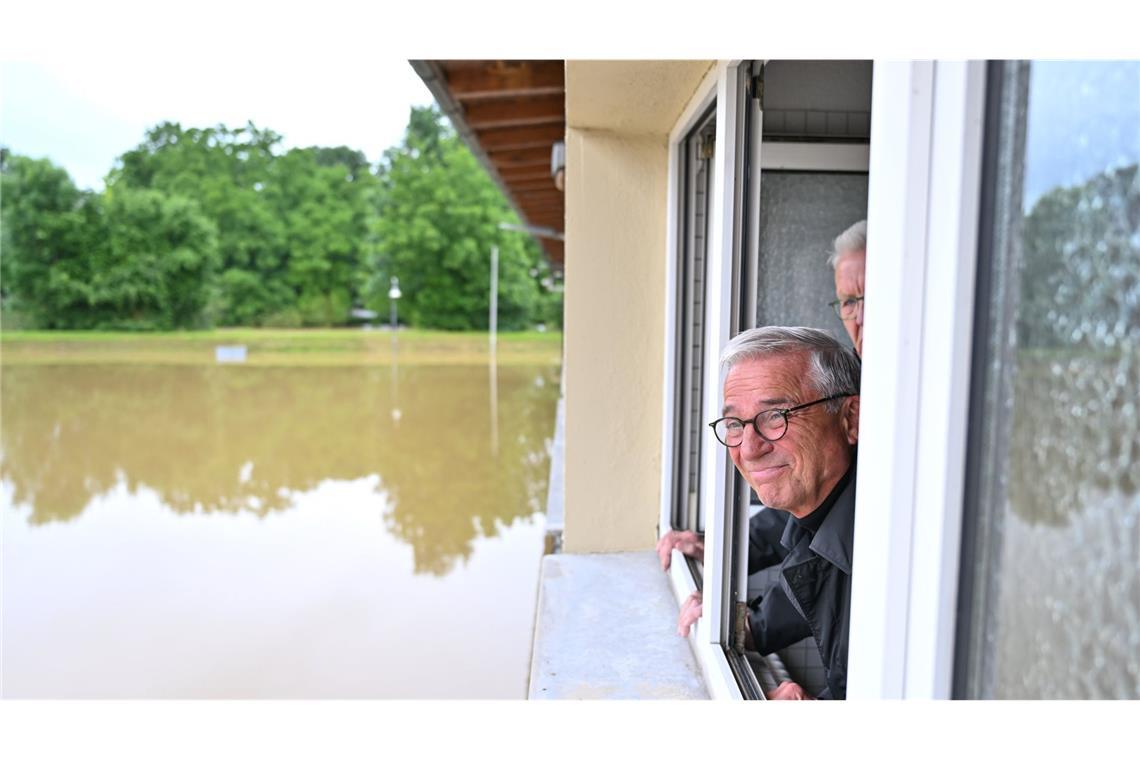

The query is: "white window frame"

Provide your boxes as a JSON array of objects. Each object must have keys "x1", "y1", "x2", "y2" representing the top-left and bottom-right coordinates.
[
  {"x1": 659, "y1": 58, "x2": 870, "y2": 700},
  {"x1": 758, "y1": 143, "x2": 870, "y2": 172},
  {"x1": 846, "y1": 60, "x2": 988, "y2": 699},
  {"x1": 658, "y1": 62, "x2": 720, "y2": 544},
  {"x1": 659, "y1": 59, "x2": 745, "y2": 700},
  {"x1": 661, "y1": 59, "x2": 988, "y2": 701}
]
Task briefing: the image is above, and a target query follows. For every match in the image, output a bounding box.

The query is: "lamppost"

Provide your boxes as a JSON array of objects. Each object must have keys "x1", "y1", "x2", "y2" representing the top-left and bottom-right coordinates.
[
  {"x1": 388, "y1": 275, "x2": 402, "y2": 424},
  {"x1": 487, "y1": 223, "x2": 564, "y2": 457},
  {"x1": 388, "y1": 276, "x2": 402, "y2": 330}
]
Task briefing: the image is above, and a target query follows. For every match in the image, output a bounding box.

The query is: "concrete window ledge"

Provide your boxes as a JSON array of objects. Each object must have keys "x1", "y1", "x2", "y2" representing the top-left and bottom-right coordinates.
[{"x1": 528, "y1": 551, "x2": 709, "y2": 699}]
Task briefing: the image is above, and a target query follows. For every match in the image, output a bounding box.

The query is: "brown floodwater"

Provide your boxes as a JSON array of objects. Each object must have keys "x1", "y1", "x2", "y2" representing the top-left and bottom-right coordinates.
[{"x1": 1, "y1": 356, "x2": 560, "y2": 697}]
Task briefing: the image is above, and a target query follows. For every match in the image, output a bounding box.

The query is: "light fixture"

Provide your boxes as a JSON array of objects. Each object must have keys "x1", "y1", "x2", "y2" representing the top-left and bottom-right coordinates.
[{"x1": 550, "y1": 140, "x2": 565, "y2": 192}]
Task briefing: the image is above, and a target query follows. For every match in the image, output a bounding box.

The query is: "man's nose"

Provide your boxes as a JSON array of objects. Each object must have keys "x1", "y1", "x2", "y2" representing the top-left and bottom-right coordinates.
[
  {"x1": 740, "y1": 423, "x2": 775, "y2": 458},
  {"x1": 855, "y1": 300, "x2": 864, "y2": 326}
]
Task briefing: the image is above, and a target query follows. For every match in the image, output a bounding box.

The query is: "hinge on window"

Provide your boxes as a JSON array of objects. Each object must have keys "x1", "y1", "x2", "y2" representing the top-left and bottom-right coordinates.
[
  {"x1": 734, "y1": 601, "x2": 749, "y2": 651},
  {"x1": 749, "y1": 62, "x2": 765, "y2": 108},
  {"x1": 699, "y1": 133, "x2": 716, "y2": 160},
  {"x1": 747, "y1": 60, "x2": 766, "y2": 108}
]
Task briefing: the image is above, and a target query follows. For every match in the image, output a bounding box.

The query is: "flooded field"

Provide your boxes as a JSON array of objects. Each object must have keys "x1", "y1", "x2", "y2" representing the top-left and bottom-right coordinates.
[{"x1": 1, "y1": 331, "x2": 561, "y2": 697}]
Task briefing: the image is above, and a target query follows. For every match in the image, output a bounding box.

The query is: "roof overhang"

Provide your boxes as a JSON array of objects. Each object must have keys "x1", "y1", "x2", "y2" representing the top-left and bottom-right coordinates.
[{"x1": 409, "y1": 60, "x2": 566, "y2": 268}]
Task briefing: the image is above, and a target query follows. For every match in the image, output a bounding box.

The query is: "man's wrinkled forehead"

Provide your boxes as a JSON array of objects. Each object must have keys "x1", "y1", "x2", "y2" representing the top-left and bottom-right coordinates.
[{"x1": 721, "y1": 353, "x2": 808, "y2": 413}]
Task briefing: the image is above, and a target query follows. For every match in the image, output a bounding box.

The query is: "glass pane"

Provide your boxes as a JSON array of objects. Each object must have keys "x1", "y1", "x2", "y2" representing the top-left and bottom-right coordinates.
[
  {"x1": 755, "y1": 170, "x2": 868, "y2": 349},
  {"x1": 961, "y1": 60, "x2": 1140, "y2": 699},
  {"x1": 673, "y1": 110, "x2": 715, "y2": 536}
]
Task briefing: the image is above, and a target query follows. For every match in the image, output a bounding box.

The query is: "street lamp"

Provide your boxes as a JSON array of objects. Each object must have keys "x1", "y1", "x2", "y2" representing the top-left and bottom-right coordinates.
[
  {"x1": 388, "y1": 275, "x2": 403, "y2": 424},
  {"x1": 388, "y1": 276, "x2": 402, "y2": 330}
]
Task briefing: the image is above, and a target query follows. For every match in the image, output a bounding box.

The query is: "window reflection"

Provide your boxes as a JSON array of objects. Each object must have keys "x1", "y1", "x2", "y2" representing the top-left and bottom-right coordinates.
[{"x1": 960, "y1": 60, "x2": 1140, "y2": 699}]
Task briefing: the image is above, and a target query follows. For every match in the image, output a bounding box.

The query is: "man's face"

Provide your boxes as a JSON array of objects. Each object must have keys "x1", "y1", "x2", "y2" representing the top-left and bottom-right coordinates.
[
  {"x1": 833, "y1": 250, "x2": 866, "y2": 356},
  {"x1": 723, "y1": 353, "x2": 858, "y2": 517}
]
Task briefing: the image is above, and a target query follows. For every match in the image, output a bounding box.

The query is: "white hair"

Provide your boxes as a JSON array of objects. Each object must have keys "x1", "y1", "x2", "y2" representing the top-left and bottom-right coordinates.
[
  {"x1": 827, "y1": 219, "x2": 867, "y2": 270},
  {"x1": 720, "y1": 326, "x2": 861, "y2": 413}
]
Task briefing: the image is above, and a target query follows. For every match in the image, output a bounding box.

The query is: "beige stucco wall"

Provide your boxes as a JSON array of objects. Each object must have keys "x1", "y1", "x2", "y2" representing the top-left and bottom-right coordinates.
[{"x1": 561, "y1": 60, "x2": 714, "y2": 553}]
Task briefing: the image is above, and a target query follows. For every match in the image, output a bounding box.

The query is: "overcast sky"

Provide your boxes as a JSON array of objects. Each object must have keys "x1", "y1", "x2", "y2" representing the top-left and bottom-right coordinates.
[
  {"x1": 1, "y1": 2, "x2": 1131, "y2": 194},
  {"x1": 1, "y1": 58, "x2": 435, "y2": 191}
]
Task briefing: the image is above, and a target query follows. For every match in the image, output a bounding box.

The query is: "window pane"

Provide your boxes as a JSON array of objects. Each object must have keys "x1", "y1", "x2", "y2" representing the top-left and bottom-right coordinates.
[
  {"x1": 672, "y1": 109, "x2": 715, "y2": 536},
  {"x1": 961, "y1": 60, "x2": 1140, "y2": 699},
  {"x1": 755, "y1": 171, "x2": 867, "y2": 348}
]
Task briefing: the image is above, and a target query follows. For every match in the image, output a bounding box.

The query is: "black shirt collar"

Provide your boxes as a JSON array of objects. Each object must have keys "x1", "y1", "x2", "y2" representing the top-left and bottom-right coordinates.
[
  {"x1": 793, "y1": 462, "x2": 853, "y2": 535},
  {"x1": 780, "y1": 456, "x2": 858, "y2": 575}
]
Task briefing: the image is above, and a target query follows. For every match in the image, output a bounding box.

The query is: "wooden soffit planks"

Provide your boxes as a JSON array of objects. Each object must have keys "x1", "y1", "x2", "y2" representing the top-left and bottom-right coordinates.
[{"x1": 411, "y1": 60, "x2": 566, "y2": 267}]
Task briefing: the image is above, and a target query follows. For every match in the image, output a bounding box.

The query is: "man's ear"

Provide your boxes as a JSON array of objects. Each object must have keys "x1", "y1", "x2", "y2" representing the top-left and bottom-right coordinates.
[{"x1": 842, "y1": 395, "x2": 860, "y2": 445}]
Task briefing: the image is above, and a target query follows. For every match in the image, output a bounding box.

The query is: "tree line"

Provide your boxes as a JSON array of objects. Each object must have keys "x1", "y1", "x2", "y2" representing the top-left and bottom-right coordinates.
[{"x1": 0, "y1": 106, "x2": 562, "y2": 331}]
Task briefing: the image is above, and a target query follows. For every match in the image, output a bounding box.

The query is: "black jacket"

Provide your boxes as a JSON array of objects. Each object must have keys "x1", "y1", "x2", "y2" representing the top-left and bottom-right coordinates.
[{"x1": 746, "y1": 466, "x2": 856, "y2": 699}]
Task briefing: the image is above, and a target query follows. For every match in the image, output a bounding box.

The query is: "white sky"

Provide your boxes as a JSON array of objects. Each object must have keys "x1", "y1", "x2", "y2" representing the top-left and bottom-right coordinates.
[
  {"x1": 2, "y1": 1, "x2": 1126, "y2": 193},
  {"x1": 1, "y1": 58, "x2": 434, "y2": 191}
]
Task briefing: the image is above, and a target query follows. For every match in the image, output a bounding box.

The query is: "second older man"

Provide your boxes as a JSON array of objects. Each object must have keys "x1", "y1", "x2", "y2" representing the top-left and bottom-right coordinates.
[
  {"x1": 667, "y1": 326, "x2": 861, "y2": 699},
  {"x1": 828, "y1": 219, "x2": 866, "y2": 357}
]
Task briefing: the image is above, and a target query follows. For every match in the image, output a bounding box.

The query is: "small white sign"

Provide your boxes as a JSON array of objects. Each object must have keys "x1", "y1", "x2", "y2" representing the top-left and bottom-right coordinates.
[{"x1": 215, "y1": 345, "x2": 247, "y2": 363}]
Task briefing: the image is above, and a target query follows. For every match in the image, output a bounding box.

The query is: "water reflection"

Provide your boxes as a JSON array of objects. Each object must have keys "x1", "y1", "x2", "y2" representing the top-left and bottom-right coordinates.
[
  {"x1": 1, "y1": 363, "x2": 560, "y2": 576},
  {"x1": 1008, "y1": 352, "x2": 1139, "y2": 525},
  {"x1": 1008, "y1": 163, "x2": 1140, "y2": 527},
  {"x1": 2, "y1": 474, "x2": 550, "y2": 698}
]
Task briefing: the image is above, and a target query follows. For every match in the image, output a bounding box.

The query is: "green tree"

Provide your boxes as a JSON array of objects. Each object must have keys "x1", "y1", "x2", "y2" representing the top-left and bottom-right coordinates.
[
  {"x1": 370, "y1": 105, "x2": 559, "y2": 330},
  {"x1": 93, "y1": 188, "x2": 220, "y2": 329},
  {"x1": 109, "y1": 122, "x2": 291, "y2": 325},
  {"x1": 0, "y1": 146, "x2": 10, "y2": 307},
  {"x1": 1, "y1": 154, "x2": 104, "y2": 327},
  {"x1": 1020, "y1": 164, "x2": 1139, "y2": 350},
  {"x1": 264, "y1": 147, "x2": 378, "y2": 326},
  {"x1": 310, "y1": 145, "x2": 371, "y2": 182},
  {"x1": 109, "y1": 123, "x2": 380, "y2": 327},
  {"x1": 3, "y1": 112, "x2": 561, "y2": 332}
]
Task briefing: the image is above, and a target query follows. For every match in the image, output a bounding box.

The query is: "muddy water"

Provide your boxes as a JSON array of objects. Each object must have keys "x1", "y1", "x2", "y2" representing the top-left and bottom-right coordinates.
[{"x1": 1, "y1": 359, "x2": 560, "y2": 697}]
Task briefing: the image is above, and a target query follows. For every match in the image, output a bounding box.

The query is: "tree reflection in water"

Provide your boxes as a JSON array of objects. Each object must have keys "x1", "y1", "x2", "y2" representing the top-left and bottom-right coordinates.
[
  {"x1": 1, "y1": 363, "x2": 560, "y2": 576},
  {"x1": 1008, "y1": 163, "x2": 1140, "y2": 527}
]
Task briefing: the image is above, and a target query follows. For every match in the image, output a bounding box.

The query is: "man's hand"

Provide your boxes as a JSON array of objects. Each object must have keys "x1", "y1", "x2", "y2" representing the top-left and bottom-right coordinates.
[
  {"x1": 656, "y1": 530, "x2": 705, "y2": 571},
  {"x1": 677, "y1": 591, "x2": 703, "y2": 637},
  {"x1": 765, "y1": 680, "x2": 815, "y2": 700}
]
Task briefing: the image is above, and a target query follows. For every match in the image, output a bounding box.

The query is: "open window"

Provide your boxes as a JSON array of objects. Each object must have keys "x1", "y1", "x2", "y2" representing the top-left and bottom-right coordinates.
[
  {"x1": 663, "y1": 57, "x2": 1135, "y2": 701},
  {"x1": 663, "y1": 60, "x2": 873, "y2": 699},
  {"x1": 669, "y1": 103, "x2": 718, "y2": 587},
  {"x1": 722, "y1": 60, "x2": 872, "y2": 697}
]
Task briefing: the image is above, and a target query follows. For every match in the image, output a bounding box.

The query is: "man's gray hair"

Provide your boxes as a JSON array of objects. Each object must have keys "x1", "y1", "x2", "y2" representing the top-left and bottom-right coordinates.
[
  {"x1": 720, "y1": 326, "x2": 861, "y2": 412},
  {"x1": 827, "y1": 219, "x2": 867, "y2": 270}
]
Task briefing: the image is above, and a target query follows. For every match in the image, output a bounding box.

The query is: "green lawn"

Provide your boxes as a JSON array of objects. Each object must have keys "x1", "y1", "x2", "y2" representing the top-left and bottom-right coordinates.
[{"x1": 0, "y1": 328, "x2": 562, "y2": 366}]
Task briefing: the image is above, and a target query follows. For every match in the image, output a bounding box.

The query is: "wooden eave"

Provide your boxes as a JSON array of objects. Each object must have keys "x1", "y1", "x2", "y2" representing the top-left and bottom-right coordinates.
[{"x1": 409, "y1": 60, "x2": 565, "y2": 268}]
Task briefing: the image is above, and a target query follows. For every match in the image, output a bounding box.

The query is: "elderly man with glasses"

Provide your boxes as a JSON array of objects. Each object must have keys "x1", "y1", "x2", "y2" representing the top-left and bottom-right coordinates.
[
  {"x1": 828, "y1": 219, "x2": 867, "y2": 357},
  {"x1": 658, "y1": 326, "x2": 861, "y2": 699}
]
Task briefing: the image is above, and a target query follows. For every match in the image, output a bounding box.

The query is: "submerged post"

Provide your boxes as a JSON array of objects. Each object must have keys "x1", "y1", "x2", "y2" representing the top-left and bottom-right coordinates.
[
  {"x1": 489, "y1": 245, "x2": 500, "y2": 455},
  {"x1": 489, "y1": 245, "x2": 499, "y2": 355}
]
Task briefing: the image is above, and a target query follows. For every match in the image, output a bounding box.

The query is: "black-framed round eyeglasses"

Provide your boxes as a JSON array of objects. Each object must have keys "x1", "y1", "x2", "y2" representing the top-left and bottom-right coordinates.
[
  {"x1": 708, "y1": 394, "x2": 852, "y2": 447},
  {"x1": 829, "y1": 296, "x2": 864, "y2": 321}
]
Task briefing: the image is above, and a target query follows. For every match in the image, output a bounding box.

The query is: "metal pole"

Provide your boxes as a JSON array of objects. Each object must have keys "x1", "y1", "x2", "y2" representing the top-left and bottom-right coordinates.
[
  {"x1": 489, "y1": 349, "x2": 499, "y2": 457},
  {"x1": 489, "y1": 245, "x2": 500, "y2": 454},
  {"x1": 489, "y1": 245, "x2": 499, "y2": 355}
]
